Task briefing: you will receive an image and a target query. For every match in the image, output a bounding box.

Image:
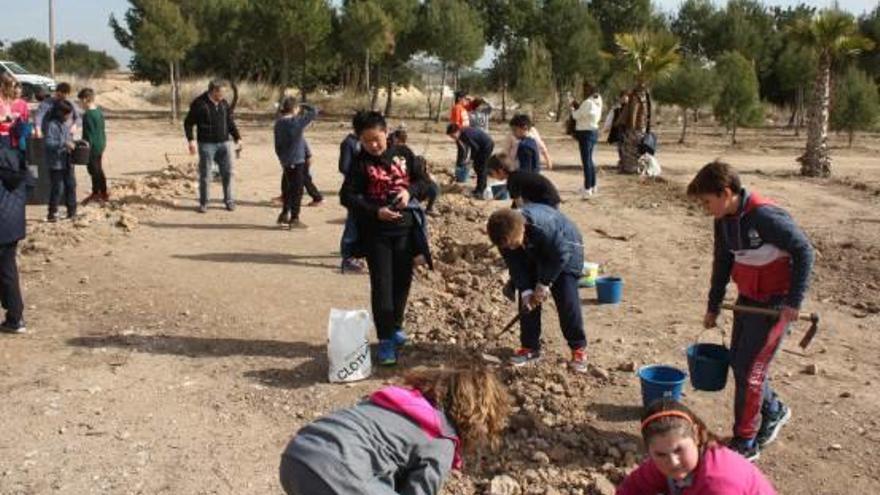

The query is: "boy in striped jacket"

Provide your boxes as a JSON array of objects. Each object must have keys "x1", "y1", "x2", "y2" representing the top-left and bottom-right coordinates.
[{"x1": 687, "y1": 161, "x2": 814, "y2": 462}]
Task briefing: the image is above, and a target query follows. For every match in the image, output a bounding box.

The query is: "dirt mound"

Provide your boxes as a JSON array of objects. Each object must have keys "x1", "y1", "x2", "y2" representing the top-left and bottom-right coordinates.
[
  {"x1": 812, "y1": 236, "x2": 880, "y2": 317},
  {"x1": 404, "y1": 164, "x2": 641, "y2": 494}
]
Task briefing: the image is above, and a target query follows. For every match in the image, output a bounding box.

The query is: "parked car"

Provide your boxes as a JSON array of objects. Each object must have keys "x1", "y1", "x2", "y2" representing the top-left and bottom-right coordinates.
[{"x1": 0, "y1": 60, "x2": 57, "y2": 100}]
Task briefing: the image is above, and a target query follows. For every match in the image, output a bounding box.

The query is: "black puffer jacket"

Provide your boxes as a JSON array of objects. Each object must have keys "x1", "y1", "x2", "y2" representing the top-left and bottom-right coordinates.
[
  {"x1": 183, "y1": 92, "x2": 241, "y2": 144},
  {"x1": 0, "y1": 146, "x2": 28, "y2": 245}
]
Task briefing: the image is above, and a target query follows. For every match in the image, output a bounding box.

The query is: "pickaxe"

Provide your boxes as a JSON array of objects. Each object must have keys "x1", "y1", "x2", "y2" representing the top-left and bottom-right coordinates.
[{"x1": 721, "y1": 303, "x2": 820, "y2": 349}]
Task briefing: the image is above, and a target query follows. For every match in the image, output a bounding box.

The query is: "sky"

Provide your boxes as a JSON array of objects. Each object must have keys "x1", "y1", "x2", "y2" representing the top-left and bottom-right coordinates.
[{"x1": 1, "y1": 0, "x2": 875, "y2": 71}]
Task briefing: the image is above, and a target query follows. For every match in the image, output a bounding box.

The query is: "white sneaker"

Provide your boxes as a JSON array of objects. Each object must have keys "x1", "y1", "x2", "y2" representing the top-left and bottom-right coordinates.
[
  {"x1": 580, "y1": 188, "x2": 592, "y2": 199},
  {"x1": 592, "y1": 184, "x2": 599, "y2": 195}
]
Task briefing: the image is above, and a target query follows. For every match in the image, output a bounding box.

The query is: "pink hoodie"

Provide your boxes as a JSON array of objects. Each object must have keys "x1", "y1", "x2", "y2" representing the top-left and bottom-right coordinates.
[
  {"x1": 369, "y1": 386, "x2": 463, "y2": 470},
  {"x1": 616, "y1": 445, "x2": 777, "y2": 495}
]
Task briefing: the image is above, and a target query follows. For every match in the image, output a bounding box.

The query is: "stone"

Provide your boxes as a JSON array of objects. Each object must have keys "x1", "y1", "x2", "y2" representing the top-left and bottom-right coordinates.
[
  {"x1": 804, "y1": 363, "x2": 819, "y2": 375},
  {"x1": 531, "y1": 451, "x2": 551, "y2": 465},
  {"x1": 592, "y1": 473, "x2": 616, "y2": 495},
  {"x1": 489, "y1": 474, "x2": 522, "y2": 495}
]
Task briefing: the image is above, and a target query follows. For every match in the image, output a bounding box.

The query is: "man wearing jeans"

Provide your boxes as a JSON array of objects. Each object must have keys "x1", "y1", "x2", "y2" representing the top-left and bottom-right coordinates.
[
  {"x1": 183, "y1": 79, "x2": 242, "y2": 213},
  {"x1": 570, "y1": 83, "x2": 602, "y2": 198}
]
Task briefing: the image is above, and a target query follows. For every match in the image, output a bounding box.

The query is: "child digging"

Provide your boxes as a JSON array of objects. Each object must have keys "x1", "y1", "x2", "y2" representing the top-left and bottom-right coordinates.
[
  {"x1": 487, "y1": 205, "x2": 587, "y2": 372},
  {"x1": 340, "y1": 111, "x2": 433, "y2": 366},
  {"x1": 487, "y1": 153, "x2": 561, "y2": 209},
  {"x1": 688, "y1": 161, "x2": 814, "y2": 461},
  {"x1": 446, "y1": 123, "x2": 494, "y2": 199},
  {"x1": 77, "y1": 88, "x2": 108, "y2": 204},
  {"x1": 274, "y1": 97, "x2": 318, "y2": 229},
  {"x1": 279, "y1": 367, "x2": 509, "y2": 495},
  {"x1": 617, "y1": 399, "x2": 777, "y2": 494}
]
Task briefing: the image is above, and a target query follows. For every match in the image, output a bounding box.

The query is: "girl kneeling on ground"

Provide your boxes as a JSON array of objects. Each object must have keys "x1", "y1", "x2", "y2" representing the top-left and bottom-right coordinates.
[
  {"x1": 280, "y1": 367, "x2": 510, "y2": 495},
  {"x1": 617, "y1": 400, "x2": 777, "y2": 495},
  {"x1": 340, "y1": 110, "x2": 432, "y2": 366}
]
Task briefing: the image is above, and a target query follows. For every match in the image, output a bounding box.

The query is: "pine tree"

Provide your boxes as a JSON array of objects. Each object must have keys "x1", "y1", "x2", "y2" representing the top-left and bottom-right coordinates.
[{"x1": 712, "y1": 51, "x2": 762, "y2": 145}]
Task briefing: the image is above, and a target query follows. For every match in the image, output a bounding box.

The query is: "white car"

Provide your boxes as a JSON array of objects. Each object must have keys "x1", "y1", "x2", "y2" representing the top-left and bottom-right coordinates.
[{"x1": 0, "y1": 60, "x2": 57, "y2": 99}]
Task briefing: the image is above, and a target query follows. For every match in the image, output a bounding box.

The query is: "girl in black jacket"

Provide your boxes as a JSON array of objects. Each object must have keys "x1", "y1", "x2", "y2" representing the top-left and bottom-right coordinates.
[{"x1": 340, "y1": 111, "x2": 432, "y2": 366}]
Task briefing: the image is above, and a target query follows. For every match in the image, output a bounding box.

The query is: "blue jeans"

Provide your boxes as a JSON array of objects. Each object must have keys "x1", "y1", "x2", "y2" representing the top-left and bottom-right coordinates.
[
  {"x1": 575, "y1": 130, "x2": 598, "y2": 189},
  {"x1": 340, "y1": 211, "x2": 359, "y2": 259},
  {"x1": 197, "y1": 141, "x2": 233, "y2": 206}
]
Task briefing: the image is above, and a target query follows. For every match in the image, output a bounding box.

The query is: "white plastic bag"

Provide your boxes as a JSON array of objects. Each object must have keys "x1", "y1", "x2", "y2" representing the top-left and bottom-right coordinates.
[{"x1": 327, "y1": 309, "x2": 373, "y2": 383}]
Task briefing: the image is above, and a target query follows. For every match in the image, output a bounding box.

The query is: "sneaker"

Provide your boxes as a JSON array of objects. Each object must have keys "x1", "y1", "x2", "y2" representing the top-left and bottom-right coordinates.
[
  {"x1": 100, "y1": 192, "x2": 110, "y2": 203},
  {"x1": 307, "y1": 198, "x2": 324, "y2": 207},
  {"x1": 569, "y1": 348, "x2": 588, "y2": 374},
  {"x1": 0, "y1": 320, "x2": 26, "y2": 334},
  {"x1": 580, "y1": 188, "x2": 593, "y2": 200},
  {"x1": 46, "y1": 213, "x2": 58, "y2": 223},
  {"x1": 377, "y1": 339, "x2": 398, "y2": 366},
  {"x1": 391, "y1": 329, "x2": 408, "y2": 347},
  {"x1": 277, "y1": 211, "x2": 291, "y2": 226},
  {"x1": 81, "y1": 193, "x2": 97, "y2": 206},
  {"x1": 225, "y1": 201, "x2": 236, "y2": 212},
  {"x1": 728, "y1": 437, "x2": 760, "y2": 462},
  {"x1": 197, "y1": 204, "x2": 208, "y2": 214},
  {"x1": 341, "y1": 258, "x2": 365, "y2": 274},
  {"x1": 756, "y1": 403, "x2": 792, "y2": 447},
  {"x1": 510, "y1": 347, "x2": 541, "y2": 367}
]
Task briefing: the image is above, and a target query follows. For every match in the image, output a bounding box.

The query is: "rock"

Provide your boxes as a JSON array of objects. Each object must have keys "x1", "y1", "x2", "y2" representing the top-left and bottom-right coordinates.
[
  {"x1": 829, "y1": 443, "x2": 843, "y2": 451},
  {"x1": 531, "y1": 451, "x2": 551, "y2": 465},
  {"x1": 804, "y1": 363, "x2": 819, "y2": 375},
  {"x1": 617, "y1": 361, "x2": 637, "y2": 372},
  {"x1": 481, "y1": 353, "x2": 502, "y2": 364},
  {"x1": 589, "y1": 364, "x2": 611, "y2": 380},
  {"x1": 839, "y1": 391, "x2": 853, "y2": 398},
  {"x1": 489, "y1": 474, "x2": 521, "y2": 495},
  {"x1": 592, "y1": 473, "x2": 616, "y2": 495}
]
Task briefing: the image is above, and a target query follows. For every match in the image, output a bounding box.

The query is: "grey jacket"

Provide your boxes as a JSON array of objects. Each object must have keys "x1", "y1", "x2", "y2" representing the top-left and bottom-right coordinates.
[
  {"x1": 502, "y1": 202, "x2": 584, "y2": 290},
  {"x1": 282, "y1": 401, "x2": 455, "y2": 495}
]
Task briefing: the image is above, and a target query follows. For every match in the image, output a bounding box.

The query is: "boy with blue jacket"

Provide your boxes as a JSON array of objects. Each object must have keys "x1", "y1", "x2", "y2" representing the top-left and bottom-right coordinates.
[
  {"x1": 274, "y1": 97, "x2": 317, "y2": 229},
  {"x1": 508, "y1": 114, "x2": 541, "y2": 174},
  {"x1": 339, "y1": 115, "x2": 364, "y2": 273},
  {"x1": 446, "y1": 123, "x2": 494, "y2": 198},
  {"x1": 688, "y1": 160, "x2": 814, "y2": 461},
  {"x1": 487, "y1": 204, "x2": 587, "y2": 373}
]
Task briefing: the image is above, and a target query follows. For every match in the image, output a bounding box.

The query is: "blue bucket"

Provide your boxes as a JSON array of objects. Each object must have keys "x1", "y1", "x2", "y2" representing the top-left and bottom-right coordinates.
[
  {"x1": 687, "y1": 342, "x2": 730, "y2": 392},
  {"x1": 595, "y1": 276, "x2": 623, "y2": 304},
  {"x1": 638, "y1": 365, "x2": 688, "y2": 408},
  {"x1": 454, "y1": 164, "x2": 470, "y2": 183}
]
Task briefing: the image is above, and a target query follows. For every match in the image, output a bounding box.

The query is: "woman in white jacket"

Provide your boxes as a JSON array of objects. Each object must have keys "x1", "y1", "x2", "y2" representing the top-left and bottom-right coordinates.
[{"x1": 570, "y1": 83, "x2": 602, "y2": 197}]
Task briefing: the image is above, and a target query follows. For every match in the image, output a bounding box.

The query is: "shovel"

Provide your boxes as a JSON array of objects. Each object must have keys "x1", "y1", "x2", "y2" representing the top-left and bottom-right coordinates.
[{"x1": 721, "y1": 303, "x2": 820, "y2": 349}]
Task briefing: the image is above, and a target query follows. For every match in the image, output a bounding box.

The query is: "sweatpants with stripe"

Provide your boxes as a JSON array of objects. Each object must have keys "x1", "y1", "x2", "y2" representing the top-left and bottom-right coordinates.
[{"x1": 730, "y1": 296, "x2": 788, "y2": 440}]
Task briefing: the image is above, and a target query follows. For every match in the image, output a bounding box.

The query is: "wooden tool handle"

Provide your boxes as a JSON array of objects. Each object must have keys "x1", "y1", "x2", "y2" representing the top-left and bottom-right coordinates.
[{"x1": 721, "y1": 303, "x2": 817, "y2": 323}]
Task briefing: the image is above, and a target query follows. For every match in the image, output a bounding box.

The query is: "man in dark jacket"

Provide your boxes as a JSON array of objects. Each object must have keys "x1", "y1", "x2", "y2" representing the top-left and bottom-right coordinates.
[
  {"x1": 183, "y1": 79, "x2": 242, "y2": 213},
  {"x1": 0, "y1": 146, "x2": 28, "y2": 333}
]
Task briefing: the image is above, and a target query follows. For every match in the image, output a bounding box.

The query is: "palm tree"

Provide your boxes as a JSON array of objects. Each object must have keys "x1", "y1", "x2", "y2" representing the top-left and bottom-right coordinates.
[
  {"x1": 790, "y1": 10, "x2": 874, "y2": 177},
  {"x1": 614, "y1": 30, "x2": 681, "y2": 174}
]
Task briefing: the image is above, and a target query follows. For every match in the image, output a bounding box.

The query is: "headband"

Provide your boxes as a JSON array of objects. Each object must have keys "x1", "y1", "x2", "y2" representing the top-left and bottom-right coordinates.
[{"x1": 641, "y1": 410, "x2": 694, "y2": 430}]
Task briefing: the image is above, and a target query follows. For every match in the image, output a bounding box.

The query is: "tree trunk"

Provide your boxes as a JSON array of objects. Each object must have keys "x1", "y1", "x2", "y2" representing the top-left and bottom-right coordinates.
[
  {"x1": 384, "y1": 73, "x2": 394, "y2": 117},
  {"x1": 169, "y1": 60, "x2": 177, "y2": 122},
  {"x1": 692, "y1": 108, "x2": 699, "y2": 123},
  {"x1": 279, "y1": 45, "x2": 290, "y2": 103},
  {"x1": 795, "y1": 86, "x2": 804, "y2": 137},
  {"x1": 679, "y1": 106, "x2": 688, "y2": 144},
  {"x1": 554, "y1": 82, "x2": 564, "y2": 123},
  {"x1": 299, "y1": 52, "x2": 308, "y2": 103},
  {"x1": 501, "y1": 80, "x2": 508, "y2": 122},
  {"x1": 370, "y1": 64, "x2": 381, "y2": 111},
  {"x1": 434, "y1": 62, "x2": 447, "y2": 122},
  {"x1": 731, "y1": 122, "x2": 737, "y2": 145},
  {"x1": 800, "y1": 54, "x2": 832, "y2": 177},
  {"x1": 365, "y1": 51, "x2": 371, "y2": 98},
  {"x1": 229, "y1": 79, "x2": 240, "y2": 112},
  {"x1": 848, "y1": 129, "x2": 854, "y2": 148}
]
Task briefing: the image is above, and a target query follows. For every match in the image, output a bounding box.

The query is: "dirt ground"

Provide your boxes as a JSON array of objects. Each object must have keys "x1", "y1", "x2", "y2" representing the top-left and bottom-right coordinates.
[{"x1": 0, "y1": 111, "x2": 878, "y2": 495}]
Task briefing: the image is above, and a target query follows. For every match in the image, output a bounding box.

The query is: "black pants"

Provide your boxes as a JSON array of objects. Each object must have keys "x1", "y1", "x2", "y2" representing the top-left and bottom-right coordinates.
[
  {"x1": 49, "y1": 163, "x2": 77, "y2": 217},
  {"x1": 424, "y1": 182, "x2": 440, "y2": 212},
  {"x1": 0, "y1": 242, "x2": 23, "y2": 324},
  {"x1": 303, "y1": 160, "x2": 323, "y2": 202},
  {"x1": 282, "y1": 164, "x2": 306, "y2": 220},
  {"x1": 473, "y1": 146, "x2": 493, "y2": 194},
  {"x1": 281, "y1": 164, "x2": 322, "y2": 203},
  {"x1": 520, "y1": 272, "x2": 586, "y2": 351},
  {"x1": 366, "y1": 233, "x2": 414, "y2": 340},
  {"x1": 87, "y1": 152, "x2": 107, "y2": 195}
]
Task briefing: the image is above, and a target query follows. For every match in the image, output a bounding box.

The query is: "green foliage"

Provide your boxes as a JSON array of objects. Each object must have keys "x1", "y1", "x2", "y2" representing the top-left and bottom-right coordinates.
[
  {"x1": 589, "y1": 0, "x2": 654, "y2": 51},
  {"x1": 653, "y1": 58, "x2": 717, "y2": 110},
  {"x1": 614, "y1": 30, "x2": 681, "y2": 88},
  {"x1": 788, "y1": 9, "x2": 874, "y2": 61},
  {"x1": 671, "y1": 0, "x2": 716, "y2": 58},
  {"x1": 511, "y1": 40, "x2": 553, "y2": 106},
  {"x1": 423, "y1": 0, "x2": 484, "y2": 68},
  {"x1": 542, "y1": 0, "x2": 605, "y2": 89},
  {"x1": 858, "y1": 5, "x2": 880, "y2": 84},
  {"x1": 713, "y1": 51, "x2": 762, "y2": 141},
  {"x1": 831, "y1": 67, "x2": 880, "y2": 145},
  {"x1": 134, "y1": 0, "x2": 197, "y2": 65},
  {"x1": 6, "y1": 39, "x2": 51, "y2": 74},
  {"x1": 55, "y1": 42, "x2": 119, "y2": 77}
]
